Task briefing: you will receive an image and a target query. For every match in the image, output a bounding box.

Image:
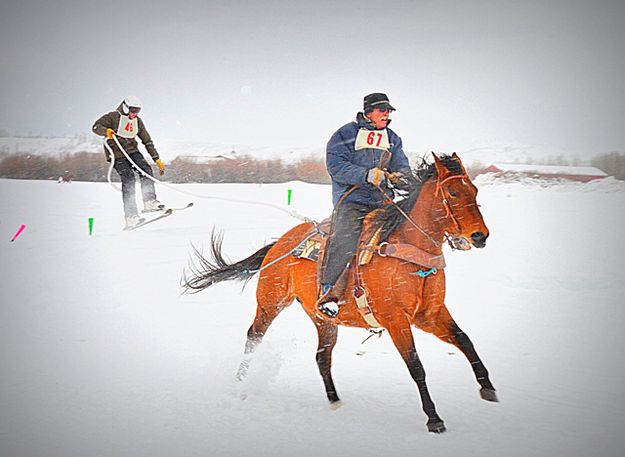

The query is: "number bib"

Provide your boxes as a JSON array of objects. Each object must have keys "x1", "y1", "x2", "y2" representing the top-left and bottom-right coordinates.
[
  {"x1": 116, "y1": 115, "x2": 139, "y2": 139},
  {"x1": 354, "y1": 128, "x2": 390, "y2": 151}
]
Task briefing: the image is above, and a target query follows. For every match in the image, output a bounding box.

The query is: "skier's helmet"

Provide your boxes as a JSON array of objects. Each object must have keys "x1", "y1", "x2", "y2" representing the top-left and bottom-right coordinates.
[{"x1": 121, "y1": 95, "x2": 143, "y2": 115}]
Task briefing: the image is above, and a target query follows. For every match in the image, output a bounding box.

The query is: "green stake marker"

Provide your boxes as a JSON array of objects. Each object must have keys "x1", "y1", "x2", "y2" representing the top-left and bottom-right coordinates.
[
  {"x1": 287, "y1": 189, "x2": 292, "y2": 206},
  {"x1": 88, "y1": 217, "x2": 94, "y2": 235}
]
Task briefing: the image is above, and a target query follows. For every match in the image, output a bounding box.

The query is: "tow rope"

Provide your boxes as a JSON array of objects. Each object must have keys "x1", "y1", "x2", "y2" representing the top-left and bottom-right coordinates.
[{"x1": 104, "y1": 136, "x2": 311, "y2": 222}]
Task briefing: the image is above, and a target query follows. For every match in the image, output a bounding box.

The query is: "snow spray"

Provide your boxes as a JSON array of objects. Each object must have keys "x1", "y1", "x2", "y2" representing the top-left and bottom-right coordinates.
[{"x1": 11, "y1": 224, "x2": 26, "y2": 242}]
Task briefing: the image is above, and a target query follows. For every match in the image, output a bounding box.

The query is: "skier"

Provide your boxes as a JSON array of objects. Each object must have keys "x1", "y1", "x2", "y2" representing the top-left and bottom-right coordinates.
[
  {"x1": 92, "y1": 96, "x2": 166, "y2": 229},
  {"x1": 317, "y1": 93, "x2": 413, "y2": 318}
]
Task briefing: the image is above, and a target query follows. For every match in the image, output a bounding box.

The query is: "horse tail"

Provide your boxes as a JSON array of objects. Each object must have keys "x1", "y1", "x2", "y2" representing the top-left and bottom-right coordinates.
[{"x1": 183, "y1": 230, "x2": 275, "y2": 293}]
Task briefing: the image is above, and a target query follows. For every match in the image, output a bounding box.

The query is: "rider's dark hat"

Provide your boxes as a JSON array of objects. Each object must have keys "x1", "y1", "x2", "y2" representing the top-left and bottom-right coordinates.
[{"x1": 363, "y1": 93, "x2": 396, "y2": 112}]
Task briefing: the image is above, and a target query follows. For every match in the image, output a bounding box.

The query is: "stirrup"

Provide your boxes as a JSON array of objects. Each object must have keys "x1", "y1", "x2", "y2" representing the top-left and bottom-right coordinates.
[{"x1": 318, "y1": 299, "x2": 339, "y2": 318}]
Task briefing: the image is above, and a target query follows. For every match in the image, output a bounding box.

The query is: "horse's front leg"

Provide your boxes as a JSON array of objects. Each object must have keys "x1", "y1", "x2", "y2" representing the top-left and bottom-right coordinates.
[
  {"x1": 447, "y1": 321, "x2": 498, "y2": 402},
  {"x1": 423, "y1": 305, "x2": 498, "y2": 402},
  {"x1": 385, "y1": 318, "x2": 446, "y2": 433}
]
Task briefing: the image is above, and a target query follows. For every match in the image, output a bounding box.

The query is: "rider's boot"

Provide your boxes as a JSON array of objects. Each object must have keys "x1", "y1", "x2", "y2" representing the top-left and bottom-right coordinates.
[{"x1": 317, "y1": 283, "x2": 340, "y2": 318}]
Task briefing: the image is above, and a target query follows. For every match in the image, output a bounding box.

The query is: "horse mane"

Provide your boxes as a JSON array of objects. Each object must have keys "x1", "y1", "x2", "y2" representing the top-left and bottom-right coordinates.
[{"x1": 376, "y1": 154, "x2": 462, "y2": 242}]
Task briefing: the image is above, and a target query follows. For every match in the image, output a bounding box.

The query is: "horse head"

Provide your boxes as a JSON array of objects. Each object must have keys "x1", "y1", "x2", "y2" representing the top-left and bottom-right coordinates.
[
  {"x1": 402, "y1": 153, "x2": 488, "y2": 251},
  {"x1": 431, "y1": 152, "x2": 489, "y2": 249}
]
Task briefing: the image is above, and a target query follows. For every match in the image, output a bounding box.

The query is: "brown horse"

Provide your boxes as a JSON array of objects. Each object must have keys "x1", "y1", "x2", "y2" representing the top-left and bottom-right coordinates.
[{"x1": 184, "y1": 153, "x2": 497, "y2": 433}]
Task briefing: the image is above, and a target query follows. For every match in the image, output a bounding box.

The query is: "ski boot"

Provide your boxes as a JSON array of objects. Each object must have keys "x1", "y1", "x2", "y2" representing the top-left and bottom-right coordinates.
[
  {"x1": 143, "y1": 199, "x2": 165, "y2": 212},
  {"x1": 124, "y1": 214, "x2": 146, "y2": 230}
]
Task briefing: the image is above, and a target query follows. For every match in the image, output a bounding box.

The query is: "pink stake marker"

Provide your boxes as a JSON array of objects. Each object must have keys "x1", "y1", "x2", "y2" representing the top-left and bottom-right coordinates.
[{"x1": 11, "y1": 224, "x2": 26, "y2": 242}]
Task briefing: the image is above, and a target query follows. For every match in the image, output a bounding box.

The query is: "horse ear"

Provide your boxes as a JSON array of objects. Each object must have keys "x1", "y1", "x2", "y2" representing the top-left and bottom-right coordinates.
[
  {"x1": 452, "y1": 152, "x2": 468, "y2": 176},
  {"x1": 432, "y1": 152, "x2": 450, "y2": 178}
]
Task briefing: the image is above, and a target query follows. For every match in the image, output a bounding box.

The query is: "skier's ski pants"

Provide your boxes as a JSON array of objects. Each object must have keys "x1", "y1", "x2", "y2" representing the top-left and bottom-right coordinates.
[{"x1": 113, "y1": 152, "x2": 157, "y2": 217}]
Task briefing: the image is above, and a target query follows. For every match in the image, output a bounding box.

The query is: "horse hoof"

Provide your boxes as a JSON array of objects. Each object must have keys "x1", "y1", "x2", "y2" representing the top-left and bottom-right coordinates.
[
  {"x1": 427, "y1": 420, "x2": 446, "y2": 433},
  {"x1": 329, "y1": 400, "x2": 344, "y2": 411},
  {"x1": 480, "y1": 388, "x2": 499, "y2": 402}
]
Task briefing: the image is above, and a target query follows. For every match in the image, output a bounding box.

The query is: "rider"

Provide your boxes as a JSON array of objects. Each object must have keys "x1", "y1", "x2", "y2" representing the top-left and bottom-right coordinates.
[
  {"x1": 318, "y1": 92, "x2": 413, "y2": 318},
  {"x1": 92, "y1": 96, "x2": 166, "y2": 229}
]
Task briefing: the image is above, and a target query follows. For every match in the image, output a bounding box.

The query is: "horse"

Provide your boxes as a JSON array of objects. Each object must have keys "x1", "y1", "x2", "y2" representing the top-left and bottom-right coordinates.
[
  {"x1": 57, "y1": 173, "x2": 73, "y2": 183},
  {"x1": 183, "y1": 153, "x2": 497, "y2": 433}
]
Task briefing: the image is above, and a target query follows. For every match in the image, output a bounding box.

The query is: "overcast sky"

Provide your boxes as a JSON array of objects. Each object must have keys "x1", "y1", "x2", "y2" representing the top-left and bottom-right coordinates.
[{"x1": 1, "y1": 0, "x2": 623, "y2": 157}]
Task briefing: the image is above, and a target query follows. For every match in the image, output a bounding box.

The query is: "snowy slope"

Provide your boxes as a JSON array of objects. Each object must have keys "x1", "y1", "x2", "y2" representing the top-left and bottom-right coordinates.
[
  {"x1": 0, "y1": 178, "x2": 624, "y2": 457},
  {"x1": 0, "y1": 135, "x2": 602, "y2": 167}
]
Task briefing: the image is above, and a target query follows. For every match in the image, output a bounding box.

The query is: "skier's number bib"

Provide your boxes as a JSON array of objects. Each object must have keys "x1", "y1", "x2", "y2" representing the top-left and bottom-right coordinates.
[
  {"x1": 116, "y1": 115, "x2": 138, "y2": 139},
  {"x1": 354, "y1": 128, "x2": 390, "y2": 151}
]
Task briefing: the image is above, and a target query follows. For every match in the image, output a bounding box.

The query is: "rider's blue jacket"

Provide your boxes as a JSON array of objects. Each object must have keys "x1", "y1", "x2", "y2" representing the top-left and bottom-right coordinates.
[{"x1": 326, "y1": 113, "x2": 411, "y2": 208}]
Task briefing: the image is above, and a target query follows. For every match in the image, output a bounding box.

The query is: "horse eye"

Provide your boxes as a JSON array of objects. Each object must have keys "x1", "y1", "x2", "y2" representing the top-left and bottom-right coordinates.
[{"x1": 449, "y1": 191, "x2": 458, "y2": 198}]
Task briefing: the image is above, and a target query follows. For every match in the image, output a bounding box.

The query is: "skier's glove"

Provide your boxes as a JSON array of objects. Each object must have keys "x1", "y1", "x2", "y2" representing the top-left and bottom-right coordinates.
[
  {"x1": 367, "y1": 167, "x2": 385, "y2": 186},
  {"x1": 105, "y1": 128, "x2": 116, "y2": 139},
  {"x1": 155, "y1": 159, "x2": 165, "y2": 176}
]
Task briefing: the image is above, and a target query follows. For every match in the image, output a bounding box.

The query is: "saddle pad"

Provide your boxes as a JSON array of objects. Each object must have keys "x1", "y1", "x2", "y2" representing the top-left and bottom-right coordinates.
[{"x1": 293, "y1": 238, "x2": 322, "y2": 262}]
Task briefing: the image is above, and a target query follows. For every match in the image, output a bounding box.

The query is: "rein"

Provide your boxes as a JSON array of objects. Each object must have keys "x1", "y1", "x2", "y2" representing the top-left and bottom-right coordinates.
[
  {"x1": 374, "y1": 171, "x2": 468, "y2": 250},
  {"x1": 375, "y1": 182, "x2": 442, "y2": 249}
]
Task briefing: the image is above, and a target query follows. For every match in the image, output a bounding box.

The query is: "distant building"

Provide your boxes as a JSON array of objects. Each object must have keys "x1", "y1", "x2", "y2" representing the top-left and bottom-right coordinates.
[
  {"x1": 176, "y1": 154, "x2": 236, "y2": 164},
  {"x1": 476, "y1": 163, "x2": 608, "y2": 182}
]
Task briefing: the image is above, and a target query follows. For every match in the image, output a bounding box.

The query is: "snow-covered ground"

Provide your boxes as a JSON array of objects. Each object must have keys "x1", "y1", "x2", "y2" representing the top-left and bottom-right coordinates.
[{"x1": 1, "y1": 177, "x2": 624, "y2": 457}]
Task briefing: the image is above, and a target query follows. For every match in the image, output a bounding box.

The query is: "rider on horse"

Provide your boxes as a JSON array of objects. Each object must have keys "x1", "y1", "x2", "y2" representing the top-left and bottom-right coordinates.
[{"x1": 318, "y1": 93, "x2": 413, "y2": 318}]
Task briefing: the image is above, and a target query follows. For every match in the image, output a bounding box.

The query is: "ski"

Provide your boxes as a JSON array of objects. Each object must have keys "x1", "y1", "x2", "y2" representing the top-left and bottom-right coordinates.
[
  {"x1": 142, "y1": 202, "x2": 194, "y2": 213},
  {"x1": 168, "y1": 202, "x2": 194, "y2": 211},
  {"x1": 124, "y1": 209, "x2": 173, "y2": 231},
  {"x1": 125, "y1": 203, "x2": 193, "y2": 231}
]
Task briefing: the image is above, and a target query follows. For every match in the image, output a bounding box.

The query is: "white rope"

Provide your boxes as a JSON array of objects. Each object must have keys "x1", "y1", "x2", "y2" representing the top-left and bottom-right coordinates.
[
  {"x1": 105, "y1": 141, "x2": 121, "y2": 192},
  {"x1": 104, "y1": 136, "x2": 311, "y2": 222}
]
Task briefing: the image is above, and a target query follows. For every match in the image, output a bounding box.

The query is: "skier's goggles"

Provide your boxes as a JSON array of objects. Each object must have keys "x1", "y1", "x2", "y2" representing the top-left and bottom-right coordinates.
[{"x1": 128, "y1": 107, "x2": 141, "y2": 114}]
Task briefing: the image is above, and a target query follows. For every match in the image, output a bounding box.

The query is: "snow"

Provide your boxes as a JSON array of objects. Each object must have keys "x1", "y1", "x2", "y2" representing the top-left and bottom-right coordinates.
[
  {"x1": 487, "y1": 163, "x2": 607, "y2": 176},
  {"x1": 1, "y1": 177, "x2": 624, "y2": 457},
  {"x1": 474, "y1": 174, "x2": 625, "y2": 192}
]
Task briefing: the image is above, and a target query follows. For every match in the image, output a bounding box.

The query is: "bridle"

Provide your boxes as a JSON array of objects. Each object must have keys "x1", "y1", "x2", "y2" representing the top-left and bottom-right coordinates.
[
  {"x1": 435, "y1": 174, "x2": 469, "y2": 242},
  {"x1": 376, "y1": 171, "x2": 469, "y2": 250}
]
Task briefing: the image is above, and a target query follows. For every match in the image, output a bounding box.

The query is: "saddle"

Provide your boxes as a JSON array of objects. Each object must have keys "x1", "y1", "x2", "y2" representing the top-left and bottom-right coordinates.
[
  {"x1": 292, "y1": 211, "x2": 383, "y2": 267},
  {"x1": 293, "y1": 210, "x2": 446, "y2": 328},
  {"x1": 293, "y1": 210, "x2": 446, "y2": 272}
]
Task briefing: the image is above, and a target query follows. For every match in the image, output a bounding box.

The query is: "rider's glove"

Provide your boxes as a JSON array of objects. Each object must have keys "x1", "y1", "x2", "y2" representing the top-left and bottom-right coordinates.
[
  {"x1": 386, "y1": 171, "x2": 404, "y2": 184},
  {"x1": 366, "y1": 167, "x2": 385, "y2": 186}
]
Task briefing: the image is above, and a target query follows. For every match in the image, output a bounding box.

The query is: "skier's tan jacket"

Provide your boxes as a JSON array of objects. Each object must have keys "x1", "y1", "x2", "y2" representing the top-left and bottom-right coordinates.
[{"x1": 92, "y1": 102, "x2": 160, "y2": 162}]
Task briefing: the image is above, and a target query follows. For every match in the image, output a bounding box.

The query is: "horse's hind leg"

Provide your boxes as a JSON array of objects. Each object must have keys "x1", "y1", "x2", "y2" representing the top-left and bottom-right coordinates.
[
  {"x1": 313, "y1": 319, "x2": 340, "y2": 404},
  {"x1": 236, "y1": 302, "x2": 288, "y2": 380}
]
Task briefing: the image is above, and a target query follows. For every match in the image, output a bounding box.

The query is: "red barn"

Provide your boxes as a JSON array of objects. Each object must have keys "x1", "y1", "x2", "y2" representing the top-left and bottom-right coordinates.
[{"x1": 477, "y1": 163, "x2": 608, "y2": 182}]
